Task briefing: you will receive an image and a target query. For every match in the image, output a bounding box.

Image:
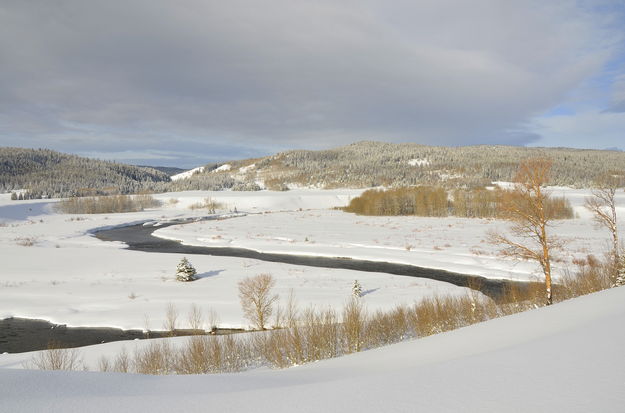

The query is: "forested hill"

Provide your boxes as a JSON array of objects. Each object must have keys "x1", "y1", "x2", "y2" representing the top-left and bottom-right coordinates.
[
  {"x1": 136, "y1": 165, "x2": 186, "y2": 176},
  {"x1": 4, "y1": 143, "x2": 625, "y2": 198},
  {"x1": 0, "y1": 148, "x2": 170, "y2": 198},
  {"x1": 171, "y1": 141, "x2": 625, "y2": 191}
]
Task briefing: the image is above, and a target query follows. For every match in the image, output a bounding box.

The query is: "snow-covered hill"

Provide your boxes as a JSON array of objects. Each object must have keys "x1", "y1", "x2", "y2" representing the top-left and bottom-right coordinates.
[
  {"x1": 170, "y1": 166, "x2": 206, "y2": 181},
  {"x1": 2, "y1": 285, "x2": 624, "y2": 412}
]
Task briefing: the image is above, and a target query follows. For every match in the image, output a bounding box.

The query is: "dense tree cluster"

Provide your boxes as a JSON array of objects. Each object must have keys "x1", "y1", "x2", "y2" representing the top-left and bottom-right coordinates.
[
  {"x1": 4, "y1": 143, "x2": 625, "y2": 197},
  {"x1": 0, "y1": 148, "x2": 170, "y2": 198},
  {"x1": 343, "y1": 186, "x2": 574, "y2": 219},
  {"x1": 247, "y1": 141, "x2": 625, "y2": 189}
]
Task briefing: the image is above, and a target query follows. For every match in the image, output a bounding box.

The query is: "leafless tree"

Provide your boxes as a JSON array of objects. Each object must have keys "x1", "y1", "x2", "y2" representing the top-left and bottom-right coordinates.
[
  {"x1": 489, "y1": 158, "x2": 561, "y2": 305},
  {"x1": 163, "y1": 303, "x2": 178, "y2": 336},
  {"x1": 585, "y1": 173, "x2": 625, "y2": 285},
  {"x1": 238, "y1": 273, "x2": 279, "y2": 330}
]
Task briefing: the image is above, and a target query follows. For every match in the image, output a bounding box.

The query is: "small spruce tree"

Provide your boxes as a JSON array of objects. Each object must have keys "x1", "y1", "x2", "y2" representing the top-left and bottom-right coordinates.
[
  {"x1": 352, "y1": 280, "x2": 363, "y2": 298},
  {"x1": 176, "y1": 257, "x2": 197, "y2": 282}
]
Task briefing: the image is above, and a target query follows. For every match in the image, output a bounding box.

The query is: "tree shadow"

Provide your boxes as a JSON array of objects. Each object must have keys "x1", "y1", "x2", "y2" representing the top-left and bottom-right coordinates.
[
  {"x1": 361, "y1": 288, "x2": 379, "y2": 297},
  {"x1": 196, "y1": 269, "x2": 225, "y2": 279}
]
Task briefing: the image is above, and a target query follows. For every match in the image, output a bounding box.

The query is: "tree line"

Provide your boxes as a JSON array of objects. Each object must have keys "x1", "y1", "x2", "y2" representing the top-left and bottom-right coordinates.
[
  {"x1": 4, "y1": 142, "x2": 625, "y2": 197},
  {"x1": 0, "y1": 147, "x2": 170, "y2": 199},
  {"x1": 343, "y1": 186, "x2": 574, "y2": 219}
]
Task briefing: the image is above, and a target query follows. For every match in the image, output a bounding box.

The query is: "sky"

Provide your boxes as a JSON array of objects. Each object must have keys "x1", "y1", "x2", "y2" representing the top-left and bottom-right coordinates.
[{"x1": 1, "y1": 1, "x2": 624, "y2": 168}]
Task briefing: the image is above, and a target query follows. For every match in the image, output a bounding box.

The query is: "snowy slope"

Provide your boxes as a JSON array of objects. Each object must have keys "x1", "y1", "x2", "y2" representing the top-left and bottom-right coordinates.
[
  {"x1": 170, "y1": 166, "x2": 206, "y2": 181},
  {"x1": 1, "y1": 286, "x2": 624, "y2": 412}
]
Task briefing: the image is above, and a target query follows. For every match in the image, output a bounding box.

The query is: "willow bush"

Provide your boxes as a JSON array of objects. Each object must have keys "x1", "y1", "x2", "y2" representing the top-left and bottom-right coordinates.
[
  {"x1": 55, "y1": 194, "x2": 161, "y2": 214},
  {"x1": 343, "y1": 186, "x2": 573, "y2": 219}
]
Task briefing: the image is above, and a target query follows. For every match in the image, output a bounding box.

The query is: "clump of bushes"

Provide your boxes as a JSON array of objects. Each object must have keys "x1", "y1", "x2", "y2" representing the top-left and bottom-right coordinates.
[
  {"x1": 27, "y1": 341, "x2": 82, "y2": 371},
  {"x1": 343, "y1": 186, "x2": 573, "y2": 219},
  {"x1": 188, "y1": 197, "x2": 223, "y2": 213},
  {"x1": 55, "y1": 194, "x2": 161, "y2": 214}
]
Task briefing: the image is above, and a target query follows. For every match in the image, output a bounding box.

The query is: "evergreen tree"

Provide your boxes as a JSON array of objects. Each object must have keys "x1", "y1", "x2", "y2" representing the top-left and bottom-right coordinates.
[
  {"x1": 352, "y1": 280, "x2": 363, "y2": 298},
  {"x1": 176, "y1": 257, "x2": 197, "y2": 282}
]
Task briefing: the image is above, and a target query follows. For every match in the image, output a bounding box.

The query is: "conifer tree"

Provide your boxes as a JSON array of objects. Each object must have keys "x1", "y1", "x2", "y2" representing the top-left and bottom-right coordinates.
[
  {"x1": 176, "y1": 257, "x2": 197, "y2": 282},
  {"x1": 352, "y1": 280, "x2": 363, "y2": 298}
]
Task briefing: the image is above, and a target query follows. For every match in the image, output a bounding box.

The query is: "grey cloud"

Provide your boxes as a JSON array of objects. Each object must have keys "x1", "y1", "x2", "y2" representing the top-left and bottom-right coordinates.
[
  {"x1": 0, "y1": 0, "x2": 620, "y2": 164},
  {"x1": 604, "y1": 100, "x2": 625, "y2": 113}
]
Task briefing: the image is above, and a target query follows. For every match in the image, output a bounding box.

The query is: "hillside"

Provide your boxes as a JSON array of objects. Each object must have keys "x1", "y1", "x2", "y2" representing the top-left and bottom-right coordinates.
[
  {"x1": 0, "y1": 148, "x2": 171, "y2": 198},
  {"x1": 4, "y1": 143, "x2": 625, "y2": 198},
  {"x1": 172, "y1": 142, "x2": 625, "y2": 190},
  {"x1": 136, "y1": 165, "x2": 186, "y2": 177}
]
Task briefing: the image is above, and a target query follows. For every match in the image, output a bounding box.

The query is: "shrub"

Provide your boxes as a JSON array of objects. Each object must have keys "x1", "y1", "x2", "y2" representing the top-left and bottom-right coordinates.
[
  {"x1": 343, "y1": 186, "x2": 573, "y2": 219},
  {"x1": 55, "y1": 194, "x2": 161, "y2": 214},
  {"x1": 188, "y1": 197, "x2": 222, "y2": 213},
  {"x1": 29, "y1": 341, "x2": 82, "y2": 371}
]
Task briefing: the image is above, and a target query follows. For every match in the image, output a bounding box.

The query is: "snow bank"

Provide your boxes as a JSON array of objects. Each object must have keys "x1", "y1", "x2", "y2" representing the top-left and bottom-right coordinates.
[
  {"x1": 2, "y1": 286, "x2": 624, "y2": 412},
  {"x1": 408, "y1": 158, "x2": 429, "y2": 167}
]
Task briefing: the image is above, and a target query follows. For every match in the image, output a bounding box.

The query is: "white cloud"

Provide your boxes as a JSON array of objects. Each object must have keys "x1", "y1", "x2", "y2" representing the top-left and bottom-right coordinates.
[{"x1": 528, "y1": 110, "x2": 625, "y2": 150}]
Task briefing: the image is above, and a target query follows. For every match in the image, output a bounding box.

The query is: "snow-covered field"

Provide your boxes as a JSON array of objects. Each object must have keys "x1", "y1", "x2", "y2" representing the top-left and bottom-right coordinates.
[
  {"x1": 0, "y1": 187, "x2": 623, "y2": 331},
  {"x1": 1, "y1": 186, "x2": 625, "y2": 411},
  {"x1": 0, "y1": 189, "x2": 471, "y2": 331},
  {"x1": 154, "y1": 187, "x2": 625, "y2": 281},
  {"x1": 1, "y1": 282, "x2": 624, "y2": 412}
]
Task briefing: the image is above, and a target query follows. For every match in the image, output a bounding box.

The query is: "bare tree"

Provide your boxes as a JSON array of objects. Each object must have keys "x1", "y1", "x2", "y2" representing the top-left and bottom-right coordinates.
[
  {"x1": 585, "y1": 173, "x2": 625, "y2": 285},
  {"x1": 187, "y1": 303, "x2": 204, "y2": 333},
  {"x1": 163, "y1": 303, "x2": 178, "y2": 336},
  {"x1": 489, "y1": 158, "x2": 561, "y2": 305},
  {"x1": 238, "y1": 273, "x2": 279, "y2": 330}
]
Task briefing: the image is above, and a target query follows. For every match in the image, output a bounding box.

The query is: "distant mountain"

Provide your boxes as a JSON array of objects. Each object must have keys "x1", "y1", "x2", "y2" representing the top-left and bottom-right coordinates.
[
  {"x1": 0, "y1": 147, "x2": 171, "y2": 198},
  {"x1": 170, "y1": 141, "x2": 625, "y2": 190}
]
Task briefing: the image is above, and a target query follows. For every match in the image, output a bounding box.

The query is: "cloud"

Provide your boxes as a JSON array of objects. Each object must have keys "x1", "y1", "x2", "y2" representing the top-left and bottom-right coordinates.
[
  {"x1": 528, "y1": 110, "x2": 625, "y2": 149},
  {"x1": 0, "y1": 0, "x2": 621, "y2": 164}
]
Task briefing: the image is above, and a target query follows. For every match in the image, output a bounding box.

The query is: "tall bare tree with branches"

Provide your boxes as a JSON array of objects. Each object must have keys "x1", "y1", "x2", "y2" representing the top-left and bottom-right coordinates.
[
  {"x1": 585, "y1": 173, "x2": 625, "y2": 286},
  {"x1": 238, "y1": 273, "x2": 279, "y2": 330},
  {"x1": 490, "y1": 158, "x2": 561, "y2": 305}
]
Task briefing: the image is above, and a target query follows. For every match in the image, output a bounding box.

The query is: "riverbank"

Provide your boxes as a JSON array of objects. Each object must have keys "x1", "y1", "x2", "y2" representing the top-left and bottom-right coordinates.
[{"x1": 0, "y1": 317, "x2": 244, "y2": 353}]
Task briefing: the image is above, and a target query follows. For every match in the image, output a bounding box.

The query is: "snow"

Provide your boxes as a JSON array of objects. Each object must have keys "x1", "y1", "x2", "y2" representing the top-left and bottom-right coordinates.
[
  {"x1": 153, "y1": 187, "x2": 625, "y2": 281},
  {"x1": 1, "y1": 285, "x2": 624, "y2": 412},
  {"x1": 1, "y1": 187, "x2": 623, "y2": 331},
  {"x1": 238, "y1": 163, "x2": 256, "y2": 173},
  {"x1": 0, "y1": 189, "x2": 466, "y2": 331},
  {"x1": 213, "y1": 163, "x2": 232, "y2": 172},
  {"x1": 170, "y1": 166, "x2": 206, "y2": 181},
  {"x1": 408, "y1": 158, "x2": 429, "y2": 167},
  {"x1": 1, "y1": 186, "x2": 625, "y2": 411}
]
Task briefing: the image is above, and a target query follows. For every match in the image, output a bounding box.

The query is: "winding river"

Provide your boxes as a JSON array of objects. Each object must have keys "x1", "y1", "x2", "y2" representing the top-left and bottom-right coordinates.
[{"x1": 94, "y1": 220, "x2": 538, "y2": 301}]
